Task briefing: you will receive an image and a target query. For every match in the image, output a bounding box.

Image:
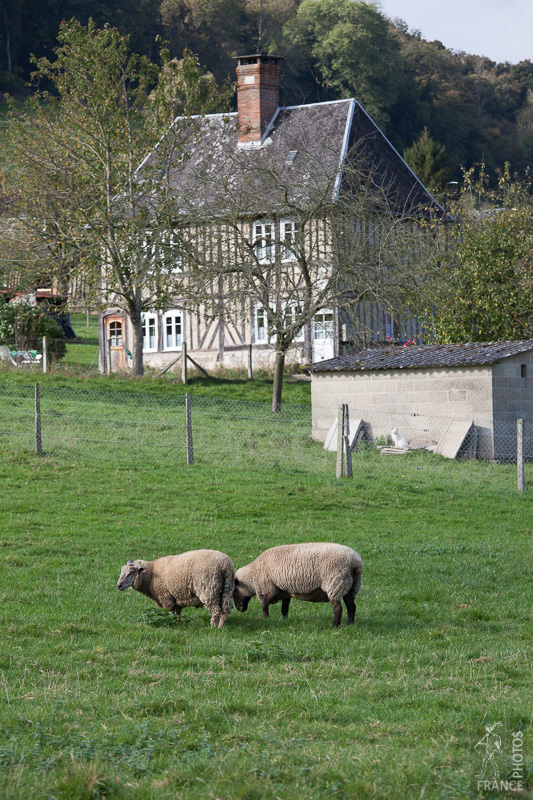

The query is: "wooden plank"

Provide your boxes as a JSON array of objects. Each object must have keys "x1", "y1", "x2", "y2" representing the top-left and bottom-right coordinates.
[{"x1": 324, "y1": 417, "x2": 338, "y2": 451}]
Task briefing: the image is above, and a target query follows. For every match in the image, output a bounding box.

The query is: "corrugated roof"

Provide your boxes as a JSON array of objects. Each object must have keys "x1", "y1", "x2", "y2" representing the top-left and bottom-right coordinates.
[{"x1": 307, "y1": 341, "x2": 533, "y2": 372}]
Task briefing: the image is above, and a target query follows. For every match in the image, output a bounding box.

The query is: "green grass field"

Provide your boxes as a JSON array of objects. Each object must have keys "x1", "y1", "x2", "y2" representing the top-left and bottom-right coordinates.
[
  {"x1": 0, "y1": 373, "x2": 531, "y2": 800},
  {"x1": 0, "y1": 327, "x2": 531, "y2": 799}
]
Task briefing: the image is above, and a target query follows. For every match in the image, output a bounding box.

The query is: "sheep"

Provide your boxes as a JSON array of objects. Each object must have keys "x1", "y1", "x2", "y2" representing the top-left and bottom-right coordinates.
[
  {"x1": 117, "y1": 549, "x2": 234, "y2": 628},
  {"x1": 391, "y1": 427, "x2": 409, "y2": 449},
  {"x1": 233, "y1": 542, "x2": 363, "y2": 627}
]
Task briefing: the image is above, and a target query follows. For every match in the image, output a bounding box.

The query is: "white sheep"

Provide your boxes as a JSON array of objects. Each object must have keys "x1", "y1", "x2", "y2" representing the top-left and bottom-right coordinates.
[
  {"x1": 117, "y1": 549, "x2": 234, "y2": 628},
  {"x1": 233, "y1": 542, "x2": 363, "y2": 627},
  {"x1": 391, "y1": 427, "x2": 409, "y2": 449}
]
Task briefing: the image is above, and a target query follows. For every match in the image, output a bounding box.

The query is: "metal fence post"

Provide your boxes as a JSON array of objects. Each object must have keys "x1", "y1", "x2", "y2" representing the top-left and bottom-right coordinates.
[
  {"x1": 517, "y1": 419, "x2": 525, "y2": 492},
  {"x1": 186, "y1": 392, "x2": 194, "y2": 465},
  {"x1": 336, "y1": 404, "x2": 345, "y2": 478},
  {"x1": 35, "y1": 383, "x2": 42, "y2": 454},
  {"x1": 42, "y1": 336, "x2": 47, "y2": 374},
  {"x1": 182, "y1": 342, "x2": 188, "y2": 385}
]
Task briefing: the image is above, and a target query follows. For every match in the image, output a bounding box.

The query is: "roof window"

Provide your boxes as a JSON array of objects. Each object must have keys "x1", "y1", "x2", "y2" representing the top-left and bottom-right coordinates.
[{"x1": 285, "y1": 150, "x2": 298, "y2": 164}]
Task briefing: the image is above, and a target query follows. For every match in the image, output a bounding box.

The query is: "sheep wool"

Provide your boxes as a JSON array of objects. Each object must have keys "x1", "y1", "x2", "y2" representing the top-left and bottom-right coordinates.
[
  {"x1": 233, "y1": 542, "x2": 363, "y2": 627},
  {"x1": 117, "y1": 549, "x2": 234, "y2": 628}
]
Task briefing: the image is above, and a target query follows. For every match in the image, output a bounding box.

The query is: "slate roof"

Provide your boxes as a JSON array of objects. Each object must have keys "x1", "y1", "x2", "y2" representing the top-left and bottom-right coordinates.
[
  {"x1": 141, "y1": 99, "x2": 444, "y2": 219},
  {"x1": 307, "y1": 341, "x2": 533, "y2": 372}
]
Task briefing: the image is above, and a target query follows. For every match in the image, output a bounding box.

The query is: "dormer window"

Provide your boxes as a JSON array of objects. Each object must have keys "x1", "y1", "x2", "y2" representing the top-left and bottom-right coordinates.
[{"x1": 285, "y1": 150, "x2": 298, "y2": 164}]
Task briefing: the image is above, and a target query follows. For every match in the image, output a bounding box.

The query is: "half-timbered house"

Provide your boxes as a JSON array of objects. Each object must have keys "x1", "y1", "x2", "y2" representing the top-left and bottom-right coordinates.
[{"x1": 98, "y1": 54, "x2": 444, "y2": 374}]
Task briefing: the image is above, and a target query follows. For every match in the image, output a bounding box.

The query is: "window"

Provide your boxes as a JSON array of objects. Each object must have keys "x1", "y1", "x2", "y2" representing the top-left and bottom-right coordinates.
[
  {"x1": 142, "y1": 230, "x2": 182, "y2": 274},
  {"x1": 280, "y1": 220, "x2": 300, "y2": 261},
  {"x1": 254, "y1": 305, "x2": 269, "y2": 343},
  {"x1": 253, "y1": 221, "x2": 274, "y2": 263},
  {"x1": 141, "y1": 312, "x2": 158, "y2": 352},
  {"x1": 313, "y1": 310, "x2": 333, "y2": 341},
  {"x1": 163, "y1": 310, "x2": 183, "y2": 351},
  {"x1": 283, "y1": 300, "x2": 305, "y2": 343},
  {"x1": 109, "y1": 320, "x2": 122, "y2": 346}
]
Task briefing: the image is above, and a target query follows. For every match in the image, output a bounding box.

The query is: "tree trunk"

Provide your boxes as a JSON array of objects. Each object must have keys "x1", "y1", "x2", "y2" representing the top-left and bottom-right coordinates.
[
  {"x1": 272, "y1": 350, "x2": 285, "y2": 414},
  {"x1": 129, "y1": 308, "x2": 144, "y2": 376}
]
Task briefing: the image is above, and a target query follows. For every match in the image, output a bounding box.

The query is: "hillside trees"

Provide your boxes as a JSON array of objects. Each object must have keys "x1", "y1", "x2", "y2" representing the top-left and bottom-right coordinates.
[{"x1": 2, "y1": 19, "x2": 231, "y2": 376}]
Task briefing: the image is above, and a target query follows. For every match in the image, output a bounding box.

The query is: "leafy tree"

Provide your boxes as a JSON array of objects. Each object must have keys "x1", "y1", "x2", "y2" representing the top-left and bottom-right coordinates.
[
  {"x1": 418, "y1": 166, "x2": 533, "y2": 342},
  {"x1": 403, "y1": 127, "x2": 453, "y2": 193},
  {"x1": 280, "y1": 0, "x2": 403, "y2": 128},
  {"x1": 2, "y1": 19, "x2": 231, "y2": 376}
]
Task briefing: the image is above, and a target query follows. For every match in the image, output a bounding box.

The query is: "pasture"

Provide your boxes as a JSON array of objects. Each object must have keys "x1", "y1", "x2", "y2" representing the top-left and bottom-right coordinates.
[{"x1": 0, "y1": 376, "x2": 531, "y2": 800}]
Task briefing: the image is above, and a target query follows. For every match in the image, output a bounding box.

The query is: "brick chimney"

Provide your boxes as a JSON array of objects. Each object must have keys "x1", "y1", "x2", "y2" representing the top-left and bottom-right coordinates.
[{"x1": 235, "y1": 55, "x2": 282, "y2": 146}]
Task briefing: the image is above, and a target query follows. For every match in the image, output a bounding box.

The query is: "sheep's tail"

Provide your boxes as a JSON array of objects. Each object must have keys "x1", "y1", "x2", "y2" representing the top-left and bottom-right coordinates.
[
  {"x1": 218, "y1": 562, "x2": 235, "y2": 627},
  {"x1": 351, "y1": 558, "x2": 363, "y2": 598}
]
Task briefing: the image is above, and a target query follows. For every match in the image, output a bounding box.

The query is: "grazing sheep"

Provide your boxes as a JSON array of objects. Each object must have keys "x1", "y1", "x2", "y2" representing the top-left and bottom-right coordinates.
[
  {"x1": 117, "y1": 549, "x2": 234, "y2": 628},
  {"x1": 233, "y1": 542, "x2": 363, "y2": 627},
  {"x1": 391, "y1": 427, "x2": 409, "y2": 449}
]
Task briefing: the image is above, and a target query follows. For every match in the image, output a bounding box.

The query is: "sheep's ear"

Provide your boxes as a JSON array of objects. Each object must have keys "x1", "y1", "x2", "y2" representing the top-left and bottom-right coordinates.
[
  {"x1": 127, "y1": 560, "x2": 134, "y2": 565},
  {"x1": 139, "y1": 567, "x2": 146, "y2": 573}
]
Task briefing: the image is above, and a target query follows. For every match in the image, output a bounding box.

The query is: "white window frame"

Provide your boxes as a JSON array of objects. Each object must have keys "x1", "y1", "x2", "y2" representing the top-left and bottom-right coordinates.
[
  {"x1": 141, "y1": 312, "x2": 158, "y2": 353},
  {"x1": 163, "y1": 309, "x2": 183, "y2": 351},
  {"x1": 280, "y1": 219, "x2": 300, "y2": 261},
  {"x1": 313, "y1": 309, "x2": 334, "y2": 342},
  {"x1": 283, "y1": 300, "x2": 305, "y2": 343},
  {"x1": 254, "y1": 304, "x2": 269, "y2": 344},
  {"x1": 142, "y1": 230, "x2": 182, "y2": 274},
  {"x1": 252, "y1": 221, "x2": 274, "y2": 263}
]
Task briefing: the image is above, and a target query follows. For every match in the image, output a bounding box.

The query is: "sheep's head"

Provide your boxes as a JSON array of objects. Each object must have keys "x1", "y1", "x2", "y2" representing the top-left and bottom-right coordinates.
[
  {"x1": 233, "y1": 571, "x2": 254, "y2": 612},
  {"x1": 117, "y1": 559, "x2": 149, "y2": 591}
]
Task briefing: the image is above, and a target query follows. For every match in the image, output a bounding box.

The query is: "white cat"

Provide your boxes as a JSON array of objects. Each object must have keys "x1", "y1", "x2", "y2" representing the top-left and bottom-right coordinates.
[{"x1": 391, "y1": 427, "x2": 409, "y2": 449}]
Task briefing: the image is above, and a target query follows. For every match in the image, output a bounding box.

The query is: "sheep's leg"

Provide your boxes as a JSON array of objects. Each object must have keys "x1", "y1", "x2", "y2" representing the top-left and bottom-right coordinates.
[
  {"x1": 343, "y1": 593, "x2": 356, "y2": 625},
  {"x1": 261, "y1": 599, "x2": 270, "y2": 619},
  {"x1": 331, "y1": 600, "x2": 342, "y2": 628},
  {"x1": 281, "y1": 598, "x2": 291, "y2": 619}
]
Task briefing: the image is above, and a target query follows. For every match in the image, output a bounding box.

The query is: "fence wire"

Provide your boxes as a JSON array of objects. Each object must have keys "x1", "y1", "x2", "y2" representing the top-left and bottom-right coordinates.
[{"x1": 0, "y1": 382, "x2": 530, "y2": 490}]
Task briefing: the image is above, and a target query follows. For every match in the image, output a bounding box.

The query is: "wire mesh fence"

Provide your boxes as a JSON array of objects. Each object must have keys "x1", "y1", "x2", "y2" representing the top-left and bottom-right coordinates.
[{"x1": 0, "y1": 382, "x2": 530, "y2": 491}]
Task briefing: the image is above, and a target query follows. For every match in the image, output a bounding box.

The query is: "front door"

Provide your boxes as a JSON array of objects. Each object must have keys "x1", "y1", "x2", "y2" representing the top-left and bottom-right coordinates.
[
  {"x1": 312, "y1": 310, "x2": 334, "y2": 361},
  {"x1": 105, "y1": 315, "x2": 126, "y2": 371}
]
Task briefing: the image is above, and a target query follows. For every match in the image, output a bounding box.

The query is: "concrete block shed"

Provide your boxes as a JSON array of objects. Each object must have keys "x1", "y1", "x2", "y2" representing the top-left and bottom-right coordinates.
[{"x1": 307, "y1": 341, "x2": 533, "y2": 460}]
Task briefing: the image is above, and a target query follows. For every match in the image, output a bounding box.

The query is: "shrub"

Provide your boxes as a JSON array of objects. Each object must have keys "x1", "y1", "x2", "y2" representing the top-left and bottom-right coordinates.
[{"x1": 0, "y1": 300, "x2": 66, "y2": 360}]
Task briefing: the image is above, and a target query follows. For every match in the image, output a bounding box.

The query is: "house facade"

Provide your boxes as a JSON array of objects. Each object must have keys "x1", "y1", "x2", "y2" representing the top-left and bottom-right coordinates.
[
  {"x1": 99, "y1": 55, "x2": 443, "y2": 375},
  {"x1": 307, "y1": 341, "x2": 533, "y2": 459}
]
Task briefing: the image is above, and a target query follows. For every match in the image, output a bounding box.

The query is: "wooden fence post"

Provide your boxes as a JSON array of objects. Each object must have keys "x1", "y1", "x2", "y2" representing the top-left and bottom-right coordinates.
[
  {"x1": 42, "y1": 336, "x2": 47, "y2": 374},
  {"x1": 517, "y1": 419, "x2": 525, "y2": 492},
  {"x1": 35, "y1": 383, "x2": 42, "y2": 454},
  {"x1": 336, "y1": 404, "x2": 345, "y2": 478},
  {"x1": 344, "y1": 403, "x2": 353, "y2": 478},
  {"x1": 182, "y1": 342, "x2": 188, "y2": 385},
  {"x1": 186, "y1": 392, "x2": 194, "y2": 465},
  {"x1": 248, "y1": 344, "x2": 253, "y2": 380}
]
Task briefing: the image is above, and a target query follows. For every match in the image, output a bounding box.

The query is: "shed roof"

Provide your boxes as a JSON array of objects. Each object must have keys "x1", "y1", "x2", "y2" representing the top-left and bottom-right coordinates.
[{"x1": 307, "y1": 341, "x2": 533, "y2": 372}]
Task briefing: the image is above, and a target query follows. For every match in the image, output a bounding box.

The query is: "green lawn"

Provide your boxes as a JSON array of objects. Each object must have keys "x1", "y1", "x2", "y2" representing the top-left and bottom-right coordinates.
[{"x1": 0, "y1": 382, "x2": 531, "y2": 799}]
